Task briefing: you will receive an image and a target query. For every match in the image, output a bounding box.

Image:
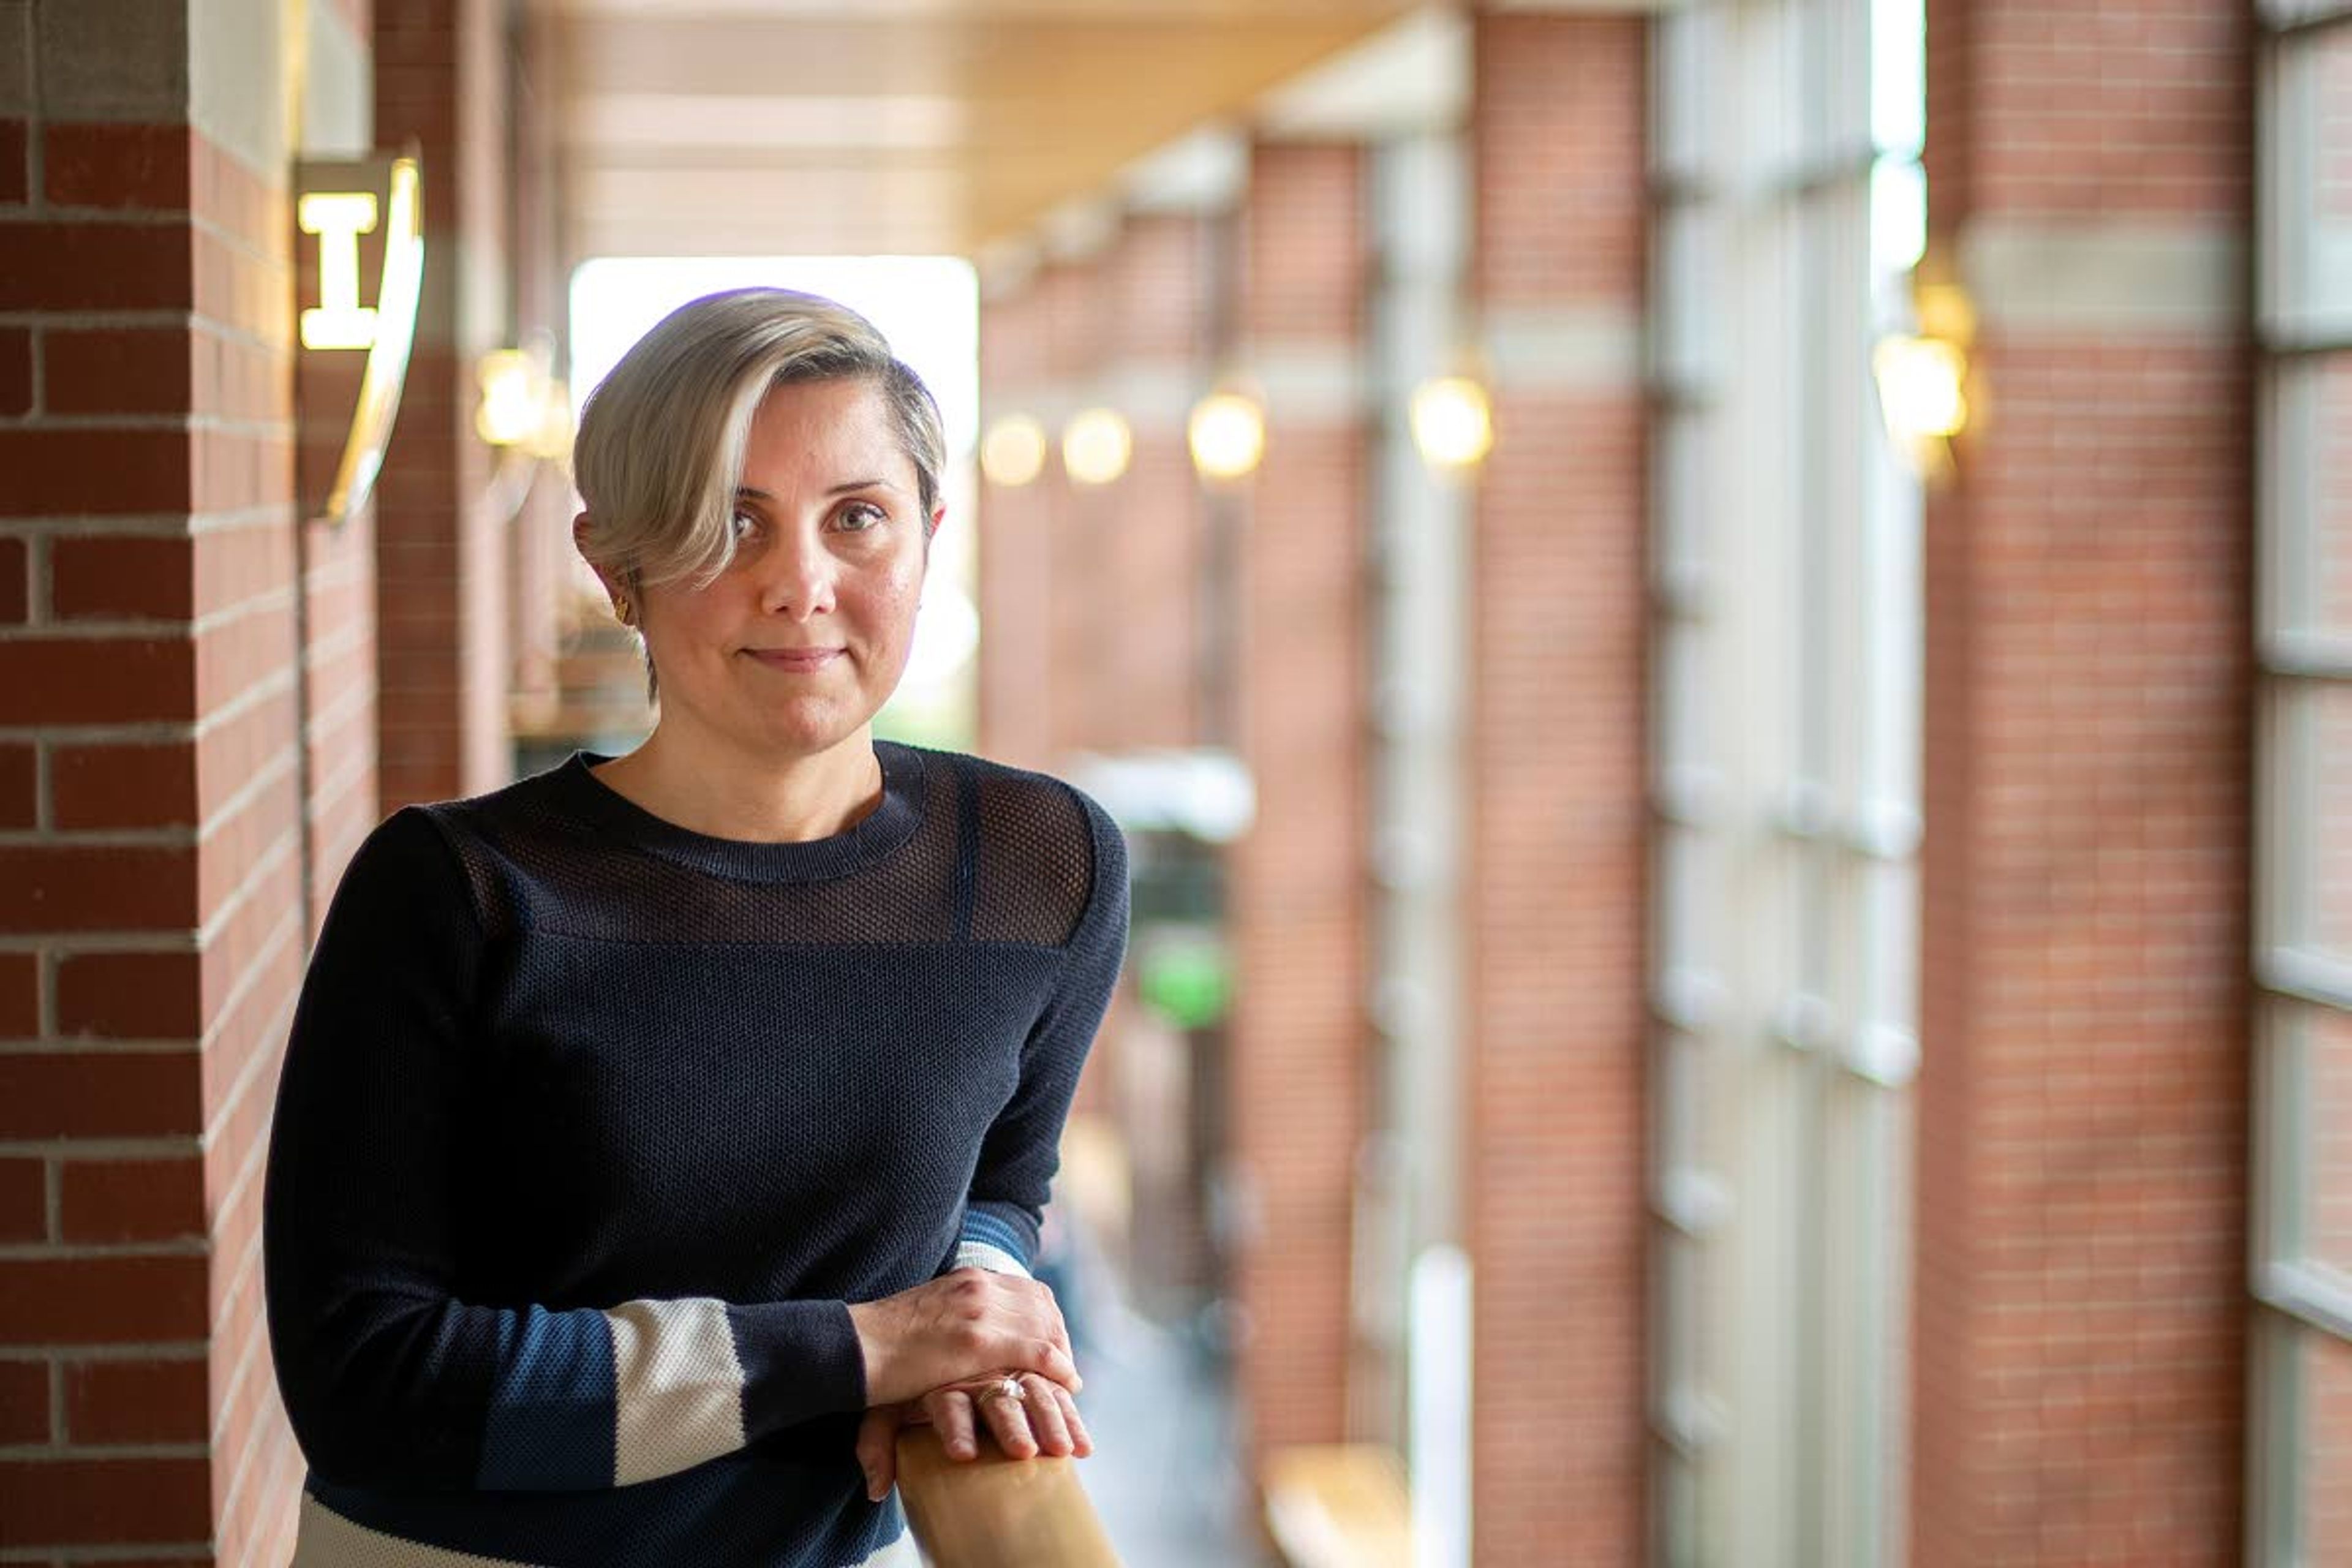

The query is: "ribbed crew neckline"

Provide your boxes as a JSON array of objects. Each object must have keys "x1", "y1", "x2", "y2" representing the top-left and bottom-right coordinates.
[{"x1": 552, "y1": 741, "x2": 926, "y2": 885}]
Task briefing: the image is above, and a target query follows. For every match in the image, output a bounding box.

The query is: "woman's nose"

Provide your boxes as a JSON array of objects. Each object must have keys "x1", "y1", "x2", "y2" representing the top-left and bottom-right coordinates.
[{"x1": 758, "y1": 526, "x2": 837, "y2": 619}]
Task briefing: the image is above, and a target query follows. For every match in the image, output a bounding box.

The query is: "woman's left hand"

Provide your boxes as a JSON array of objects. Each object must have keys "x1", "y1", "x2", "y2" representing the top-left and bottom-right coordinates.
[{"x1": 854, "y1": 1370, "x2": 1094, "y2": 1501}]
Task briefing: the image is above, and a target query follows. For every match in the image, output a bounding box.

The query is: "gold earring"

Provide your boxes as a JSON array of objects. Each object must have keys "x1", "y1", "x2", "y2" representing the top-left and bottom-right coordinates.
[{"x1": 613, "y1": 595, "x2": 633, "y2": 627}]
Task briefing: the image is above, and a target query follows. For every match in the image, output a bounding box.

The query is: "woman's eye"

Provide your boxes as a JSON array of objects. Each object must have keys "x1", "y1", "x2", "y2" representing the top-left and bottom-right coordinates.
[
  {"x1": 836, "y1": 502, "x2": 887, "y2": 532},
  {"x1": 729, "y1": 508, "x2": 761, "y2": 541}
]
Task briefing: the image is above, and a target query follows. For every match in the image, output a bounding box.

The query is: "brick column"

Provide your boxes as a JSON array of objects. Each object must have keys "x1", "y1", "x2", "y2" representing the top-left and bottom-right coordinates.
[
  {"x1": 976, "y1": 273, "x2": 1059, "y2": 773},
  {"x1": 0, "y1": 1, "x2": 377, "y2": 1561},
  {"x1": 1042, "y1": 257, "x2": 1113, "y2": 766},
  {"x1": 372, "y1": 0, "x2": 511, "y2": 806},
  {"x1": 1466, "y1": 11, "x2": 1649, "y2": 1562},
  {"x1": 1227, "y1": 138, "x2": 1371, "y2": 1458},
  {"x1": 1099, "y1": 213, "x2": 1210, "y2": 753},
  {"x1": 1913, "y1": 0, "x2": 2255, "y2": 1561}
]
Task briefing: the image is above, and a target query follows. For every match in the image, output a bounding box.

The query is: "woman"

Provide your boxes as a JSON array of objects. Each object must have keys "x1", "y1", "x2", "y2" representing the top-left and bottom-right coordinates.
[{"x1": 263, "y1": 288, "x2": 1128, "y2": 1566}]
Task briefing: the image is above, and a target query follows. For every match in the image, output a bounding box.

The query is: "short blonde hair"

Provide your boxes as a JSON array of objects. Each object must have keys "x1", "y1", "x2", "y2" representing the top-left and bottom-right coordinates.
[{"x1": 573, "y1": 287, "x2": 946, "y2": 593}]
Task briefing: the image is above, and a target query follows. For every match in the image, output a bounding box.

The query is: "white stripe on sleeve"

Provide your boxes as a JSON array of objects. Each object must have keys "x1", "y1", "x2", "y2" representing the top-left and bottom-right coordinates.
[
  {"x1": 953, "y1": 1240, "x2": 1031, "y2": 1278},
  {"x1": 605, "y1": 1297, "x2": 748, "y2": 1485}
]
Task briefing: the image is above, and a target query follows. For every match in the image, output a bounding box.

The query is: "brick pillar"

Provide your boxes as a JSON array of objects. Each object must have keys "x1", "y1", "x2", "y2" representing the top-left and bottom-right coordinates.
[
  {"x1": 1466, "y1": 12, "x2": 1649, "y2": 1562},
  {"x1": 372, "y1": 0, "x2": 511, "y2": 806},
  {"x1": 1912, "y1": 1, "x2": 2256, "y2": 1562},
  {"x1": 0, "y1": 1, "x2": 377, "y2": 1561},
  {"x1": 503, "y1": 2, "x2": 571, "y2": 737},
  {"x1": 1227, "y1": 139, "x2": 1370, "y2": 1458},
  {"x1": 1042, "y1": 257, "x2": 1113, "y2": 766},
  {"x1": 1101, "y1": 213, "x2": 1209, "y2": 753},
  {"x1": 977, "y1": 273, "x2": 1058, "y2": 772}
]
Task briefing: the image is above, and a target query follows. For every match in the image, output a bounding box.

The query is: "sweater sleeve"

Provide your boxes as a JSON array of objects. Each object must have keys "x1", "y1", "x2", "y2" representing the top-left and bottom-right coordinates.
[
  {"x1": 263, "y1": 809, "x2": 867, "y2": 1494},
  {"x1": 946, "y1": 792, "x2": 1131, "y2": 1279}
]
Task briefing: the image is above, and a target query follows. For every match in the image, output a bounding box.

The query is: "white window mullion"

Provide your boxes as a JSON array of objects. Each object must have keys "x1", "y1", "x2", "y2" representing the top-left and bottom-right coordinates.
[{"x1": 2252, "y1": 6, "x2": 2352, "y2": 1563}]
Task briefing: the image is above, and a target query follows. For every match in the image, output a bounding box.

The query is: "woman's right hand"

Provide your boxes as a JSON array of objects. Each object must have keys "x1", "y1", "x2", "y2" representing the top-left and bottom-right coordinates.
[{"x1": 846, "y1": 1268, "x2": 1081, "y2": 1408}]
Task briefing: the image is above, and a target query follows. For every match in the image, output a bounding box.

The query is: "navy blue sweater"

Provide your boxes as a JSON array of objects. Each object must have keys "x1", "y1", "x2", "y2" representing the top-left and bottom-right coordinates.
[{"x1": 262, "y1": 743, "x2": 1128, "y2": 1566}]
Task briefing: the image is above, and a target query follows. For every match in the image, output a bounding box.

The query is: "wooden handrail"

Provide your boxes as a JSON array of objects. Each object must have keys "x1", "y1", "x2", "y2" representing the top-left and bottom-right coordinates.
[
  {"x1": 1261, "y1": 1444, "x2": 1413, "y2": 1568},
  {"x1": 894, "y1": 1425, "x2": 1124, "y2": 1568}
]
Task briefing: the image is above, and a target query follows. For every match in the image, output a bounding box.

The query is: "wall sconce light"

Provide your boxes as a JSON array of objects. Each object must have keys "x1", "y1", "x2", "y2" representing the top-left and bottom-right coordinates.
[
  {"x1": 525, "y1": 378, "x2": 574, "y2": 462},
  {"x1": 1409, "y1": 375, "x2": 1495, "y2": 472},
  {"x1": 1187, "y1": 387, "x2": 1266, "y2": 482},
  {"x1": 476, "y1": 348, "x2": 544, "y2": 447},
  {"x1": 980, "y1": 413, "x2": 1050, "y2": 488},
  {"x1": 474, "y1": 342, "x2": 571, "y2": 456},
  {"x1": 296, "y1": 149, "x2": 424, "y2": 525},
  {"x1": 1872, "y1": 275, "x2": 1975, "y2": 482},
  {"x1": 1062, "y1": 408, "x2": 1133, "y2": 487},
  {"x1": 472, "y1": 339, "x2": 573, "y2": 525}
]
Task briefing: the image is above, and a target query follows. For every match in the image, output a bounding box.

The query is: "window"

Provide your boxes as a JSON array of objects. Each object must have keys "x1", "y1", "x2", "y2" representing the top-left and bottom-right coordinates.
[
  {"x1": 1648, "y1": 0, "x2": 1923, "y2": 1558},
  {"x1": 2253, "y1": 2, "x2": 2352, "y2": 1559}
]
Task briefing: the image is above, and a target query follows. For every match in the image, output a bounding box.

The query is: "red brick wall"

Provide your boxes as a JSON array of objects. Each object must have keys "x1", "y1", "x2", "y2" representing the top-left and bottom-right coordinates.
[
  {"x1": 373, "y1": 0, "x2": 511, "y2": 807},
  {"x1": 0, "y1": 12, "x2": 376, "y2": 1561},
  {"x1": 505, "y1": 2, "x2": 571, "y2": 732},
  {"x1": 1467, "y1": 12, "x2": 1650, "y2": 1564},
  {"x1": 1226, "y1": 140, "x2": 1370, "y2": 1459},
  {"x1": 1103, "y1": 214, "x2": 1208, "y2": 753},
  {"x1": 1915, "y1": 0, "x2": 2255, "y2": 1560},
  {"x1": 1042, "y1": 260, "x2": 1113, "y2": 767},
  {"x1": 976, "y1": 279, "x2": 1057, "y2": 772}
]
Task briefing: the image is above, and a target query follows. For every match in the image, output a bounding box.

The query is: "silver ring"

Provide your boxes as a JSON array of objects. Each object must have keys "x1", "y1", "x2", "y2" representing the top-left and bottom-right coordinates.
[{"x1": 978, "y1": 1375, "x2": 1024, "y2": 1406}]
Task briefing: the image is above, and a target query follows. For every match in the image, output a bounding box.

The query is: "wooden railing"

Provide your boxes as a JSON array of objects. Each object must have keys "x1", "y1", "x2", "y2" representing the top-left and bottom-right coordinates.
[
  {"x1": 1261, "y1": 1444, "x2": 1414, "y2": 1568},
  {"x1": 894, "y1": 1425, "x2": 1123, "y2": 1567}
]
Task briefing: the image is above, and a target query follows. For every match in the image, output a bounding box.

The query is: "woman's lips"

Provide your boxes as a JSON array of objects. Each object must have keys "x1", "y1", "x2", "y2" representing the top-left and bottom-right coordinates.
[{"x1": 742, "y1": 647, "x2": 843, "y2": 672}]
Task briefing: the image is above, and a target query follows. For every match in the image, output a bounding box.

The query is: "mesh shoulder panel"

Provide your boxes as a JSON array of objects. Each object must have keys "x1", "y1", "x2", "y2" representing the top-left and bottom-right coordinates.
[{"x1": 967, "y1": 761, "x2": 1096, "y2": 948}]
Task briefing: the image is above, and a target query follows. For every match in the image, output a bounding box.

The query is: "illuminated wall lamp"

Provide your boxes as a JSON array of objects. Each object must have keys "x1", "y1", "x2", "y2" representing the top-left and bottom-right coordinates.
[
  {"x1": 1188, "y1": 389, "x2": 1266, "y2": 482},
  {"x1": 1872, "y1": 279, "x2": 1973, "y2": 483},
  {"x1": 475, "y1": 348, "x2": 546, "y2": 447},
  {"x1": 474, "y1": 344, "x2": 572, "y2": 522},
  {"x1": 980, "y1": 413, "x2": 1049, "y2": 488},
  {"x1": 1409, "y1": 375, "x2": 1495, "y2": 472},
  {"x1": 296, "y1": 151, "x2": 423, "y2": 525},
  {"x1": 1062, "y1": 408, "x2": 1133, "y2": 487}
]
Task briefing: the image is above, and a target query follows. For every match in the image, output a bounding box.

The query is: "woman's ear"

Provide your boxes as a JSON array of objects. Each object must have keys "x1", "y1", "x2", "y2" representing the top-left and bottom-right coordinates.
[{"x1": 574, "y1": 513, "x2": 616, "y2": 597}]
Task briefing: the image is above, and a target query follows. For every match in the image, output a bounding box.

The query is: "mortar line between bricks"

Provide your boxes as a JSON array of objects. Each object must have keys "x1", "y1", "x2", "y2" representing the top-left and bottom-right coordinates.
[
  {"x1": 0, "y1": 1440, "x2": 211, "y2": 1460},
  {"x1": 0, "y1": 1237, "x2": 207, "y2": 1259}
]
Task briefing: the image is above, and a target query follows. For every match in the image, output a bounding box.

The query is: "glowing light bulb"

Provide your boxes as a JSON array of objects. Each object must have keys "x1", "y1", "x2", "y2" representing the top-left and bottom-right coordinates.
[
  {"x1": 1871, "y1": 336, "x2": 1969, "y2": 442},
  {"x1": 979, "y1": 414, "x2": 1049, "y2": 488},
  {"x1": 1061, "y1": 408, "x2": 1133, "y2": 486},
  {"x1": 1188, "y1": 390, "x2": 1266, "y2": 481},
  {"x1": 1409, "y1": 376, "x2": 1494, "y2": 470}
]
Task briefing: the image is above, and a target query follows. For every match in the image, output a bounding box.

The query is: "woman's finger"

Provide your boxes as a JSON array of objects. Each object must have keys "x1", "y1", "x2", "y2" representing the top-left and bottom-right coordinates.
[
  {"x1": 1020, "y1": 1335, "x2": 1080, "y2": 1392},
  {"x1": 1052, "y1": 1383, "x2": 1093, "y2": 1458},
  {"x1": 1020, "y1": 1373, "x2": 1074, "y2": 1457},
  {"x1": 930, "y1": 1389, "x2": 979, "y2": 1462},
  {"x1": 979, "y1": 1379, "x2": 1036, "y2": 1459}
]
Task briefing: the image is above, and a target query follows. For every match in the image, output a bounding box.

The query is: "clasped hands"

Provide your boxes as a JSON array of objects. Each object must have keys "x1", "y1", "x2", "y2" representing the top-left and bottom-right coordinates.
[{"x1": 847, "y1": 1266, "x2": 1093, "y2": 1503}]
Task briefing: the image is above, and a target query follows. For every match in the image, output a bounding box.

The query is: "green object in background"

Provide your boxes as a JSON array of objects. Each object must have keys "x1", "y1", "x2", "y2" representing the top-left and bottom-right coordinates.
[{"x1": 1138, "y1": 940, "x2": 1230, "y2": 1030}]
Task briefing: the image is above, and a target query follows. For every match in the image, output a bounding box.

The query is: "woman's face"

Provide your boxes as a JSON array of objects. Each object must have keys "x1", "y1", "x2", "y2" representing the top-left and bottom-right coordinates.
[{"x1": 635, "y1": 376, "x2": 936, "y2": 763}]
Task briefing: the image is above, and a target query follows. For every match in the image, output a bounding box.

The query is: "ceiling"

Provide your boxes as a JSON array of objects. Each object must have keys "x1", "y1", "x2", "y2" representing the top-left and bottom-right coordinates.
[{"x1": 546, "y1": 0, "x2": 1425, "y2": 260}]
